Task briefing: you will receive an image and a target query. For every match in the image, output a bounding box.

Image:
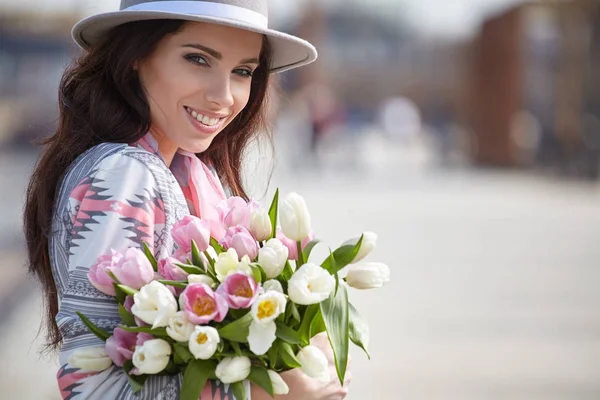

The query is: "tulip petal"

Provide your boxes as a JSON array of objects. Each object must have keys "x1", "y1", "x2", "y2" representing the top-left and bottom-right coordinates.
[{"x1": 248, "y1": 320, "x2": 277, "y2": 355}]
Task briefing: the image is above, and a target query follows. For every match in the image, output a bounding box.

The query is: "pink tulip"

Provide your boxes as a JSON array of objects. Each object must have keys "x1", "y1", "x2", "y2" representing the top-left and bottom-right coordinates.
[
  {"x1": 110, "y1": 248, "x2": 154, "y2": 290},
  {"x1": 216, "y1": 272, "x2": 260, "y2": 309},
  {"x1": 181, "y1": 283, "x2": 228, "y2": 324},
  {"x1": 217, "y1": 197, "x2": 260, "y2": 228},
  {"x1": 105, "y1": 327, "x2": 138, "y2": 367},
  {"x1": 88, "y1": 250, "x2": 122, "y2": 296},
  {"x1": 277, "y1": 229, "x2": 315, "y2": 260},
  {"x1": 158, "y1": 257, "x2": 189, "y2": 281},
  {"x1": 171, "y1": 215, "x2": 211, "y2": 253},
  {"x1": 220, "y1": 225, "x2": 259, "y2": 261}
]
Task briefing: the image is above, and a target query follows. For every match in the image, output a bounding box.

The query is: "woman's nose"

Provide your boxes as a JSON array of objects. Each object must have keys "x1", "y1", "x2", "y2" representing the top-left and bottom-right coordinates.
[{"x1": 204, "y1": 75, "x2": 234, "y2": 109}]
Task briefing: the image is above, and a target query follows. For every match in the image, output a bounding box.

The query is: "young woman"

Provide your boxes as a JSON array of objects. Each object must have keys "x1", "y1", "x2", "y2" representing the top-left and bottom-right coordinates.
[{"x1": 23, "y1": 1, "x2": 351, "y2": 398}]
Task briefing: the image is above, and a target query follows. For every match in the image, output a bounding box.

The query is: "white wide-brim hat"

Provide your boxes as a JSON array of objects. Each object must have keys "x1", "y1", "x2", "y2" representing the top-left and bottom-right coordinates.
[{"x1": 72, "y1": 0, "x2": 317, "y2": 74}]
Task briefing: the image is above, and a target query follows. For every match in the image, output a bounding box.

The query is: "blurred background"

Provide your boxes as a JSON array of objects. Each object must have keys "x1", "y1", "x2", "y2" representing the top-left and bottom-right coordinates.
[{"x1": 1, "y1": 0, "x2": 600, "y2": 398}]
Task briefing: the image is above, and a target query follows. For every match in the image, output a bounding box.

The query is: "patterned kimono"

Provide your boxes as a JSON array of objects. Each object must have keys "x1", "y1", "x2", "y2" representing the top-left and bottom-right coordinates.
[{"x1": 50, "y1": 133, "x2": 246, "y2": 399}]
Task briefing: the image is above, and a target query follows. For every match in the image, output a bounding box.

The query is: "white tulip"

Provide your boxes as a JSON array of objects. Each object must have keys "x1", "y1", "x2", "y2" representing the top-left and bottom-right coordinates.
[
  {"x1": 346, "y1": 262, "x2": 390, "y2": 289},
  {"x1": 166, "y1": 311, "x2": 195, "y2": 342},
  {"x1": 215, "y1": 248, "x2": 239, "y2": 282},
  {"x1": 288, "y1": 263, "x2": 335, "y2": 305},
  {"x1": 188, "y1": 325, "x2": 220, "y2": 360},
  {"x1": 342, "y1": 231, "x2": 378, "y2": 263},
  {"x1": 258, "y1": 238, "x2": 289, "y2": 279},
  {"x1": 131, "y1": 281, "x2": 178, "y2": 329},
  {"x1": 251, "y1": 291, "x2": 287, "y2": 324},
  {"x1": 215, "y1": 356, "x2": 251, "y2": 384},
  {"x1": 249, "y1": 208, "x2": 272, "y2": 242},
  {"x1": 67, "y1": 347, "x2": 112, "y2": 372},
  {"x1": 263, "y1": 279, "x2": 284, "y2": 293},
  {"x1": 268, "y1": 370, "x2": 289, "y2": 395},
  {"x1": 187, "y1": 274, "x2": 216, "y2": 288},
  {"x1": 296, "y1": 345, "x2": 330, "y2": 383},
  {"x1": 280, "y1": 192, "x2": 311, "y2": 241},
  {"x1": 132, "y1": 339, "x2": 171, "y2": 375},
  {"x1": 237, "y1": 255, "x2": 254, "y2": 276},
  {"x1": 247, "y1": 291, "x2": 287, "y2": 355}
]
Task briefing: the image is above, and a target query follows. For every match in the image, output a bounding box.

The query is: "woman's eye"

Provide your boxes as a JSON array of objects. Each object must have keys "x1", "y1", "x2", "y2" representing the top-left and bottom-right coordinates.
[
  {"x1": 234, "y1": 69, "x2": 253, "y2": 78},
  {"x1": 185, "y1": 55, "x2": 208, "y2": 66}
]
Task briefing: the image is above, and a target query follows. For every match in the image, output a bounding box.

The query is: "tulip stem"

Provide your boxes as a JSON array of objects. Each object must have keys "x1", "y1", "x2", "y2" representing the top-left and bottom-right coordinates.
[{"x1": 296, "y1": 241, "x2": 305, "y2": 266}]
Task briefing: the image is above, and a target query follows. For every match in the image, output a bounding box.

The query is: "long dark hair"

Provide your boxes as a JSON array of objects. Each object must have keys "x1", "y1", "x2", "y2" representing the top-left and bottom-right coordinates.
[{"x1": 24, "y1": 19, "x2": 273, "y2": 352}]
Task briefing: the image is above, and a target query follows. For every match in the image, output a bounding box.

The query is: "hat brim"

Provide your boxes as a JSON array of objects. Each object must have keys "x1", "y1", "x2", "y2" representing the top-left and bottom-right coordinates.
[{"x1": 72, "y1": 10, "x2": 318, "y2": 74}]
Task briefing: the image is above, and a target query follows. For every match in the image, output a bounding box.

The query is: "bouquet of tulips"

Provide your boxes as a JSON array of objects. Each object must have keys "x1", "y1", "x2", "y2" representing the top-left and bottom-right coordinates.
[{"x1": 73, "y1": 190, "x2": 390, "y2": 400}]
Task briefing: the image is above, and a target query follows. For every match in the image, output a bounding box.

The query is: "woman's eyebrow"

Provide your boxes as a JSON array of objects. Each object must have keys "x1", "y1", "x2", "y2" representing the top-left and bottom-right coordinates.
[{"x1": 183, "y1": 43, "x2": 259, "y2": 64}]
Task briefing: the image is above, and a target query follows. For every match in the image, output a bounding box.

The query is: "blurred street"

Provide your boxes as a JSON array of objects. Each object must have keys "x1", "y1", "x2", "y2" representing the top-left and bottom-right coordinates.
[{"x1": 2, "y1": 141, "x2": 600, "y2": 399}]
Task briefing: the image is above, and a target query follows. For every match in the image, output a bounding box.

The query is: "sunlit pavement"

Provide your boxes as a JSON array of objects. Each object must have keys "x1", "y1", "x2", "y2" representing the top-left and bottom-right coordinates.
[{"x1": 2, "y1": 138, "x2": 600, "y2": 399}]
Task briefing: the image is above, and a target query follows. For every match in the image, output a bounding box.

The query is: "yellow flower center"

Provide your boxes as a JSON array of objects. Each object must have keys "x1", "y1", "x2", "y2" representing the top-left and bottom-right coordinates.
[
  {"x1": 234, "y1": 281, "x2": 253, "y2": 298},
  {"x1": 193, "y1": 297, "x2": 215, "y2": 316},
  {"x1": 257, "y1": 299, "x2": 277, "y2": 320},
  {"x1": 196, "y1": 333, "x2": 208, "y2": 345}
]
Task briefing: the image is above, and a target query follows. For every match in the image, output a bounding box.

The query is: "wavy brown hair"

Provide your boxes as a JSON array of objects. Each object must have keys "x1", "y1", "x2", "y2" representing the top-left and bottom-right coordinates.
[{"x1": 24, "y1": 19, "x2": 274, "y2": 352}]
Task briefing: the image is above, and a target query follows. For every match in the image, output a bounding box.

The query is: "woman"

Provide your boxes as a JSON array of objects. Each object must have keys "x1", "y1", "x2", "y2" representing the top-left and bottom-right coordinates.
[{"x1": 23, "y1": 1, "x2": 351, "y2": 398}]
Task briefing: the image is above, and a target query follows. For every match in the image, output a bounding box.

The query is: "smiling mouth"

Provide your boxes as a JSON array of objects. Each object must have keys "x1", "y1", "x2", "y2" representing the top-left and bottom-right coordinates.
[{"x1": 184, "y1": 106, "x2": 227, "y2": 127}]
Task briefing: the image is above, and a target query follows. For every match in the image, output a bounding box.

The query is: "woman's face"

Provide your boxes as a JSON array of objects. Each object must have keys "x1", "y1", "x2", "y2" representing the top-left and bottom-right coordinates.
[{"x1": 138, "y1": 21, "x2": 263, "y2": 160}]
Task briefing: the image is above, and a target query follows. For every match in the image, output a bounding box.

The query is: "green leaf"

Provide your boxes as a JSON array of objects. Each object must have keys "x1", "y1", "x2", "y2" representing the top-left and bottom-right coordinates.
[
  {"x1": 298, "y1": 304, "x2": 319, "y2": 345},
  {"x1": 285, "y1": 301, "x2": 301, "y2": 325},
  {"x1": 248, "y1": 366, "x2": 274, "y2": 397},
  {"x1": 281, "y1": 261, "x2": 294, "y2": 281},
  {"x1": 279, "y1": 342, "x2": 302, "y2": 368},
  {"x1": 174, "y1": 262, "x2": 204, "y2": 275},
  {"x1": 127, "y1": 373, "x2": 148, "y2": 393},
  {"x1": 117, "y1": 284, "x2": 139, "y2": 297},
  {"x1": 118, "y1": 303, "x2": 136, "y2": 326},
  {"x1": 142, "y1": 242, "x2": 158, "y2": 272},
  {"x1": 210, "y1": 237, "x2": 225, "y2": 253},
  {"x1": 268, "y1": 188, "x2": 279, "y2": 240},
  {"x1": 349, "y1": 302, "x2": 371, "y2": 359},
  {"x1": 267, "y1": 340, "x2": 280, "y2": 369},
  {"x1": 180, "y1": 359, "x2": 216, "y2": 400},
  {"x1": 321, "y1": 248, "x2": 337, "y2": 275},
  {"x1": 250, "y1": 264, "x2": 264, "y2": 284},
  {"x1": 320, "y1": 282, "x2": 349, "y2": 386},
  {"x1": 302, "y1": 239, "x2": 321, "y2": 262},
  {"x1": 218, "y1": 312, "x2": 253, "y2": 342},
  {"x1": 158, "y1": 280, "x2": 188, "y2": 289},
  {"x1": 113, "y1": 283, "x2": 127, "y2": 304},
  {"x1": 334, "y1": 270, "x2": 340, "y2": 296},
  {"x1": 173, "y1": 342, "x2": 194, "y2": 364},
  {"x1": 310, "y1": 309, "x2": 326, "y2": 337},
  {"x1": 275, "y1": 321, "x2": 302, "y2": 344},
  {"x1": 203, "y1": 250, "x2": 217, "y2": 279},
  {"x1": 76, "y1": 312, "x2": 111, "y2": 341},
  {"x1": 191, "y1": 240, "x2": 205, "y2": 269},
  {"x1": 324, "y1": 235, "x2": 364, "y2": 275},
  {"x1": 119, "y1": 325, "x2": 169, "y2": 339},
  {"x1": 231, "y1": 381, "x2": 246, "y2": 400}
]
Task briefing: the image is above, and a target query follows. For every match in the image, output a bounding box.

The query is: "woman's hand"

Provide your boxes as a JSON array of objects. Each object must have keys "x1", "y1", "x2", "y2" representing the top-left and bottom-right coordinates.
[{"x1": 251, "y1": 332, "x2": 352, "y2": 400}]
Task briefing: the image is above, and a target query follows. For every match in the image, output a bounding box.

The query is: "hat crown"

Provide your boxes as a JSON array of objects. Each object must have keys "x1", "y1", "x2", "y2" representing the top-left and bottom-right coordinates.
[{"x1": 120, "y1": 0, "x2": 268, "y2": 18}]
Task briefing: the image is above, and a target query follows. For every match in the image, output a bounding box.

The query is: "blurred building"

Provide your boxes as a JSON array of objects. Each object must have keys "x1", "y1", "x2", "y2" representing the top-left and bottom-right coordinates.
[
  {"x1": 465, "y1": 0, "x2": 600, "y2": 178},
  {"x1": 281, "y1": 2, "x2": 468, "y2": 132}
]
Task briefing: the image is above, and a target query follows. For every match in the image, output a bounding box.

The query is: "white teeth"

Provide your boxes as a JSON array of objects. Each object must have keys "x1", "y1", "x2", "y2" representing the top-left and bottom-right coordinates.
[{"x1": 186, "y1": 107, "x2": 222, "y2": 126}]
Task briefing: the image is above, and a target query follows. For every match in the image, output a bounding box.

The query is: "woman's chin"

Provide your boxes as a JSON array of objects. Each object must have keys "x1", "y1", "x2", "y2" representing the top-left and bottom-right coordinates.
[{"x1": 180, "y1": 138, "x2": 213, "y2": 154}]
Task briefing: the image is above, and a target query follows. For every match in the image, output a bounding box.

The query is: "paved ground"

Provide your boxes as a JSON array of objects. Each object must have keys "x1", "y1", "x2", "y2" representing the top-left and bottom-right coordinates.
[{"x1": 1, "y1": 140, "x2": 599, "y2": 399}]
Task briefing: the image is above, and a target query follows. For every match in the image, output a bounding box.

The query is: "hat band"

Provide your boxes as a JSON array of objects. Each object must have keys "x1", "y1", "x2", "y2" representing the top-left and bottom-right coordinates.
[{"x1": 124, "y1": 1, "x2": 268, "y2": 29}]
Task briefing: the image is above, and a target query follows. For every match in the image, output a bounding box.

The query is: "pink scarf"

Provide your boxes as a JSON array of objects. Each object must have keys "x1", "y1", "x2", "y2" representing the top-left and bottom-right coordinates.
[{"x1": 136, "y1": 133, "x2": 227, "y2": 239}]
